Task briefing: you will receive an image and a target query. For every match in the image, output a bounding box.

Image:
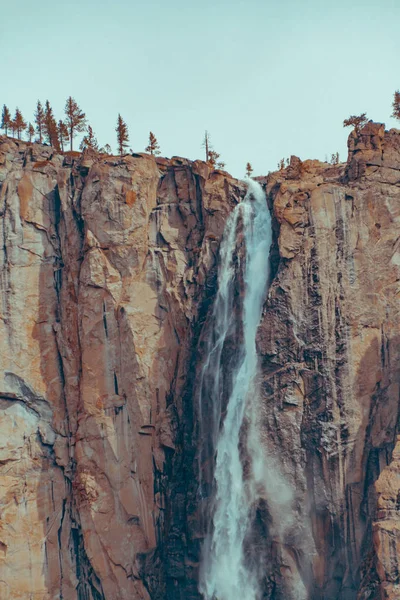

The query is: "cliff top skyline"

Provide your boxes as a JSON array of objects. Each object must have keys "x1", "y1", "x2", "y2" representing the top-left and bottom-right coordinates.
[{"x1": 2, "y1": 0, "x2": 400, "y2": 177}]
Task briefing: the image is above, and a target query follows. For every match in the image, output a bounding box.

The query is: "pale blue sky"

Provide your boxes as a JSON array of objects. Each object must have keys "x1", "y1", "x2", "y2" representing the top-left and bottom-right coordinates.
[{"x1": 2, "y1": 0, "x2": 399, "y2": 177}]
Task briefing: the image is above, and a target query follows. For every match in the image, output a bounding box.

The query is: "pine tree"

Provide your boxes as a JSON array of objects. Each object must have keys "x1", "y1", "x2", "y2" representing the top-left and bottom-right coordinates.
[
  {"x1": 246, "y1": 162, "x2": 253, "y2": 177},
  {"x1": 43, "y1": 100, "x2": 60, "y2": 150},
  {"x1": 34, "y1": 100, "x2": 45, "y2": 143},
  {"x1": 64, "y1": 96, "x2": 87, "y2": 151},
  {"x1": 28, "y1": 123, "x2": 35, "y2": 142},
  {"x1": 392, "y1": 90, "x2": 400, "y2": 121},
  {"x1": 13, "y1": 108, "x2": 27, "y2": 140},
  {"x1": 1, "y1": 105, "x2": 12, "y2": 135},
  {"x1": 343, "y1": 113, "x2": 368, "y2": 135},
  {"x1": 145, "y1": 131, "x2": 160, "y2": 155},
  {"x1": 58, "y1": 120, "x2": 69, "y2": 152},
  {"x1": 80, "y1": 125, "x2": 99, "y2": 151},
  {"x1": 116, "y1": 114, "x2": 129, "y2": 156}
]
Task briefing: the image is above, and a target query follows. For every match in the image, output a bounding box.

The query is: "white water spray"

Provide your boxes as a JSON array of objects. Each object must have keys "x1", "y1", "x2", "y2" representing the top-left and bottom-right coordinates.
[{"x1": 199, "y1": 180, "x2": 273, "y2": 600}]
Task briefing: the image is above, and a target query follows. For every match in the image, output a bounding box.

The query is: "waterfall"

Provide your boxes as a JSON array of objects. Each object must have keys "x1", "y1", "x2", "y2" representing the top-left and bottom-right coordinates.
[{"x1": 199, "y1": 179, "x2": 273, "y2": 600}]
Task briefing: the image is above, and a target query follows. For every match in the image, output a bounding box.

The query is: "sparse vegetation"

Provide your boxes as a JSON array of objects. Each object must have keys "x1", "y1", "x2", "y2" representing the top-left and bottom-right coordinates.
[
  {"x1": 80, "y1": 125, "x2": 99, "y2": 151},
  {"x1": 343, "y1": 113, "x2": 368, "y2": 135},
  {"x1": 392, "y1": 90, "x2": 400, "y2": 121},
  {"x1": 330, "y1": 152, "x2": 340, "y2": 165},
  {"x1": 34, "y1": 101, "x2": 45, "y2": 143},
  {"x1": 245, "y1": 162, "x2": 253, "y2": 177},
  {"x1": 58, "y1": 120, "x2": 69, "y2": 152},
  {"x1": 145, "y1": 131, "x2": 160, "y2": 155},
  {"x1": 28, "y1": 123, "x2": 35, "y2": 142},
  {"x1": 13, "y1": 108, "x2": 26, "y2": 140},
  {"x1": 277, "y1": 158, "x2": 286, "y2": 170},
  {"x1": 64, "y1": 96, "x2": 87, "y2": 151},
  {"x1": 1, "y1": 105, "x2": 12, "y2": 136},
  {"x1": 116, "y1": 114, "x2": 129, "y2": 156},
  {"x1": 43, "y1": 100, "x2": 60, "y2": 150},
  {"x1": 201, "y1": 130, "x2": 225, "y2": 169}
]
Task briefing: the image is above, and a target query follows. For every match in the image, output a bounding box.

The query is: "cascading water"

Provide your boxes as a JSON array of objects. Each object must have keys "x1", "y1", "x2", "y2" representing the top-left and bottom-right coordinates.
[{"x1": 198, "y1": 179, "x2": 274, "y2": 600}]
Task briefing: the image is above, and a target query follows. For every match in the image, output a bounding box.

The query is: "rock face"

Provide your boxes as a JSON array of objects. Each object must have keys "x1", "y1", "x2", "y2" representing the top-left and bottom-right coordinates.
[{"x1": 0, "y1": 123, "x2": 399, "y2": 600}]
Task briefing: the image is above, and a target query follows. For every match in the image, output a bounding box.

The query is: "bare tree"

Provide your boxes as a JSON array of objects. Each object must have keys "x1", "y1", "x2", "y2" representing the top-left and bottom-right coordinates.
[
  {"x1": 392, "y1": 90, "x2": 400, "y2": 121},
  {"x1": 116, "y1": 114, "x2": 129, "y2": 156},
  {"x1": 246, "y1": 162, "x2": 253, "y2": 177},
  {"x1": 202, "y1": 130, "x2": 211, "y2": 162},
  {"x1": 34, "y1": 100, "x2": 45, "y2": 143},
  {"x1": 80, "y1": 125, "x2": 99, "y2": 151},
  {"x1": 343, "y1": 113, "x2": 368, "y2": 135},
  {"x1": 1, "y1": 105, "x2": 12, "y2": 135},
  {"x1": 145, "y1": 131, "x2": 160, "y2": 155},
  {"x1": 64, "y1": 96, "x2": 87, "y2": 151}
]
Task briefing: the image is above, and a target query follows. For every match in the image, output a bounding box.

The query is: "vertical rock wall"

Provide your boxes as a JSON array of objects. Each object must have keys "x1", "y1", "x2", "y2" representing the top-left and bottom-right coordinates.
[{"x1": 1, "y1": 123, "x2": 400, "y2": 600}]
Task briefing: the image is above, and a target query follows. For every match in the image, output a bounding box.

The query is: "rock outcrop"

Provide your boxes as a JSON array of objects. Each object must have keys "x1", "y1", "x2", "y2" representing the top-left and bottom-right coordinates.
[{"x1": 0, "y1": 122, "x2": 399, "y2": 600}]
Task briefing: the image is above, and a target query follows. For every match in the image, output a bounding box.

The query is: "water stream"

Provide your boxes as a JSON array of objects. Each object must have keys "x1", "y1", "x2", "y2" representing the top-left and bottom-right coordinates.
[{"x1": 199, "y1": 180, "x2": 274, "y2": 600}]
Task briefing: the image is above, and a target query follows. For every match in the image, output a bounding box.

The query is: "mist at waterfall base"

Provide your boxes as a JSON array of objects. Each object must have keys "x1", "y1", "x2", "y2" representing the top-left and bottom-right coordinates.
[{"x1": 198, "y1": 181, "x2": 301, "y2": 600}]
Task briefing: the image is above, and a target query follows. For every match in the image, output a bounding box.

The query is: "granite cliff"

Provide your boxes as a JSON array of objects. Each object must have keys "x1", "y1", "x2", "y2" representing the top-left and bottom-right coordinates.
[{"x1": 0, "y1": 122, "x2": 399, "y2": 599}]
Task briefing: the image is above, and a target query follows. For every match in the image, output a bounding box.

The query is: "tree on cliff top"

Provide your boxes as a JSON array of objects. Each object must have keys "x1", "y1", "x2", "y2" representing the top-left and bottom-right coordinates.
[
  {"x1": 28, "y1": 123, "x2": 35, "y2": 142},
  {"x1": 116, "y1": 114, "x2": 129, "y2": 156},
  {"x1": 145, "y1": 131, "x2": 160, "y2": 155},
  {"x1": 58, "y1": 120, "x2": 69, "y2": 152},
  {"x1": 64, "y1": 96, "x2": 87, "y2": 151},
  {"x1": 343, "y1": 113, "x2": 368, "y2": 135},
  {"x1": 1, "y1": 105, "x2": 12, "y2": 136},
  {"x1": 43, "y1": 100, "x2": 60, "y2": 150},
  {"x1": 13, "y1": 108, "x2": 27, "y2": 140},
  {"x1": 246, "y1": 162, "x2": 253, "y2": 177},
  {"x1": 80, "y1": 125, "x2": 99, "y2": 152},
  {"x1": 34, "y1": 100, "x2": 45, "y2": 143},
  {"x1": 202, "y1": 130, "x2": 211, "y2": 162},
  {"x1": 392, "y1": 90, "x2": 400, "y2": 120},
  {"x1": 208, "y1": 149, "x2": 225, "y2": 170}
]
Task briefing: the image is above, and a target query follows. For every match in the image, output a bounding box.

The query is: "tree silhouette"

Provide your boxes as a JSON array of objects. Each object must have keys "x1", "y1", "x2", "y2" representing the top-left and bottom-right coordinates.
[
  {"x1": 80, "y1": 125, "x2": 99, "y2": 151},
  {"x1": 43, "y1": 100, "x2": 60, "y2": 150},
  {"x1": 343, "y1": 113, "x2": 368, "y2": 135},
  {"x1": 202, "y1": 130, "x2": 211, "y2": 162},
  {"x1": 13, "y1": 108, "x2": 27, "y2": 140},
  {"x1": 392, "y1": 90, "x2": 400, "y2": 120},
  {"x1": 28, "y1": 123, "x2": 35, "y2": 142},
  {"x1": 145, "y1": 131, "x2": 160, "y2": 155},
  {"x1": 34, "y1": 100, "x2": 45, "y2": 143},
  {"x1": 246, "y1": 162, "x2": 253, "y2": 177},
  {"x1": 64, "y1": 96, "x2": 87, "y2": 151},
  {"x1": 58, "y1": 120, "x2": 69, "y2": 152},
  {"x1": 1, "y1": 105, "x2": 12, "y2": 136},
  {"x1": 116, "y1": 114, "x2": 129, "y2": 156}
]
